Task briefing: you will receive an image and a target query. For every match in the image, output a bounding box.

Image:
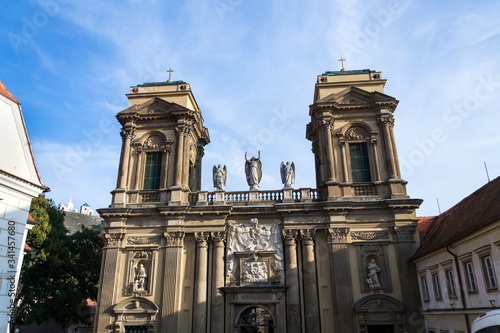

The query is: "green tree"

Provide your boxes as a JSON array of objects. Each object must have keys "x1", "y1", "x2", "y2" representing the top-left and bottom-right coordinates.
[{"x1": 15, "y1": 195, "x2": 104, "y2": 328}]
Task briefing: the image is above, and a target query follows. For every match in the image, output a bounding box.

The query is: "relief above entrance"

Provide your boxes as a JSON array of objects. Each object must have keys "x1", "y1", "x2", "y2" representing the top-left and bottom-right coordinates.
[{"x1": 226, "y1": 218, "x2": 284, "y2": 285}]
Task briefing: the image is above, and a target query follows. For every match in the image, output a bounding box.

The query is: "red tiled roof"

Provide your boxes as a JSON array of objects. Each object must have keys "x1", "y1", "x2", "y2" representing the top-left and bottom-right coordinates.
[
  {"x1": 0, "y1": 80, "x2": 20, "y2": 104},
  {"x1": 417, "y1": 216, "x2": 437, "y2": 240},
  {"x1": 413, "y1": 176, "x2": 500, "y2": 259}
]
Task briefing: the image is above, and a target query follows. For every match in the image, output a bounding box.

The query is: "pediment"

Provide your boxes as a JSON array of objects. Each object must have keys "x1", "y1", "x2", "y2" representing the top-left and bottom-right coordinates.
[
  {"x1": 113, "y1": 296, "x2": 159, "y2": 314},
  {"x1": 118, "y1": 97, "x2": 189, "y2": 116},
  {"x1": 317, "y1": 86, "x2": 397, "y2": 107},
  {"x1": 353, "y1": 294, "x2": 404, "y2": 313}
]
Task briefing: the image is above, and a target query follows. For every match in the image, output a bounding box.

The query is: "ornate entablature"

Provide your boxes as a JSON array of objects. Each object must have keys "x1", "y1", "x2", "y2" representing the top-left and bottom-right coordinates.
[{"x1": 226, "y1": 219, "x2": 284, "y2": 285}]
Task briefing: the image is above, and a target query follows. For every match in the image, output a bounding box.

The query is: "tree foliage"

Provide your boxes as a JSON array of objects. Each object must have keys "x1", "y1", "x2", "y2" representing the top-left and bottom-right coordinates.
[{"x1": 15, "y1": 195, "x2": 104, "y2": 328}]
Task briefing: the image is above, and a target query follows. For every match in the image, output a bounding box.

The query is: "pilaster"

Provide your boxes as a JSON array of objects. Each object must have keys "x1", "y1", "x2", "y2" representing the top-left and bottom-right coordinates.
[
  {"x1": 300, "y1": 229, "x2": 320, "y2": 332},
  {"x1": 327, "y1": 227, "x2": 355, "y2": 331},
  {"x1": 210, "y1": 231, "x2": 226, "y2": 333},
  {"x1": 161, "y1": 231, "x2": 185, "y2": 332},
  {"x1": 283, "y1": 229, "x2": 301, "y2": 333},
  {"x1": 193, "y1": 232, "x2": 209, "y2": 333}
]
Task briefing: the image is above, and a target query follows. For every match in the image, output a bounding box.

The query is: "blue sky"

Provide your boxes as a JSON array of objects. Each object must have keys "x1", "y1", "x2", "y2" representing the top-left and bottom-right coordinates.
[{"x1": 1, "y1": 0, "x2": 499, "y2": 216}]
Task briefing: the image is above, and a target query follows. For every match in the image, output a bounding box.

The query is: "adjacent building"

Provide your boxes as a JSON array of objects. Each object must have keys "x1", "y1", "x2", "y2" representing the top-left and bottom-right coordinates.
[
  {"x1": 94, "y1": 69, "x2": 425, "y2": 332},
  {"x1": 0, "y1": 81, "x2": 48, "y2": 332},
  {"x1": 413, "y1": 177, "x2": 500, "y2": 333}
]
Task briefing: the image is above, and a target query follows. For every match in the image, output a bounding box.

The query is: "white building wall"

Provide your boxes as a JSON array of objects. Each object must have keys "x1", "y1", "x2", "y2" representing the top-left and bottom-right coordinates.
[
  {"x1": 415, "y1": 223, "x2": 500, "y2": 333},
  {"x1": 0, "y1": 175, "x2": 42, "y2": 332}
]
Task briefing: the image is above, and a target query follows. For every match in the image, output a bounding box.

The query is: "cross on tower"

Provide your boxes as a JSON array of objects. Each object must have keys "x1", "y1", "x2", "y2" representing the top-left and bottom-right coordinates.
[
  {"x1": 167, "y1": 68, "x2": 174, "y2": 82},
  {"x1": 338, "y1": 57, "x2": 346, "y2": 71}
]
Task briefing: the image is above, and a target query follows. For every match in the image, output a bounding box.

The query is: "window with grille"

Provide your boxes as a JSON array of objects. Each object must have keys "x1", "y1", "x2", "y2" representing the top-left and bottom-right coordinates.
[
  {"x1": 144, "y1": 152, "x2": 162, "y2": 190},
  {"x1": 349, "y1": 143, "x2": 371, "y2": 183}
]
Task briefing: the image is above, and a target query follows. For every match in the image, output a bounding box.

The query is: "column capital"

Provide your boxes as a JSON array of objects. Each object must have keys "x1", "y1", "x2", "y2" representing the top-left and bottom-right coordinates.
[
  {"x1": 282, "y1": 229, "x2": 299, "y2": 245},
  {"x1": 163, "y1": 231, "x2": 185, "y2": 247},
  {"x1": 377, "y1": 114, "x2": 395, "y2": 127},
  {"x1": 327, "y1": 227, "x2": 350, "y2": 244},
  {"x1": 390, "y1": 225, "x2": 416, "y2": 242},
  {"x1": 120, "y1": 127, "x2": 136, "y2": 140},
  {"x1": 210, "y1": 231, "x2": 226, "y2": 244},
  {"x1": 300, "y1": 229, "x2": 316, "y2": 245},
  {"x1": 195, "y1": 231, "x2": 209, "y2": 247},
  {"x1": 104, "y1": 232, "x2": 125, "y2": 248}
]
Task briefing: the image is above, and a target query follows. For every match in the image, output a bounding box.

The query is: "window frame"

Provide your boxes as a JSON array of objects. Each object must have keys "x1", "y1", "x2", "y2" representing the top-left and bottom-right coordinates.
[
  {"x1": 481, "y1": 255, "x2": 498, "y2": 290},
  {"x1": 349, "y1": 142, "x2": 372, "y2": 183},
  {"x1": 464, "y1": 261, "x2": 478, "y2": 292},
  {"x1": 432, "y1": 272, "x2": 443, "y2": 300},
  {"x1": 421, "y1": 275, "x2": 430, "y2": 301},
  {"x1": 143, "y1": 151, "x2": 163, "y2": 190},
  {"x1": 445, "y1": 268, "x2": 457, "y2": 298}
]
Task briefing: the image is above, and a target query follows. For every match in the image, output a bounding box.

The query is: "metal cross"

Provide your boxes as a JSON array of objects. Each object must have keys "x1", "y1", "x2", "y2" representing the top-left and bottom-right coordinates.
[
  {"x1": 167, "y1": 68, "x2": 174, "y2": 82},
  {"x1": 338, "y1": 57, "x2": 346, "y2": 71}
]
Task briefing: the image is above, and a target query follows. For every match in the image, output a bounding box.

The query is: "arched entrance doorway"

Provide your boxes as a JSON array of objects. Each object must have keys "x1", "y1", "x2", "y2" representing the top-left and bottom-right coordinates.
[{"x1": 237, "y1": 306, "x2": 276, "y2": 333}]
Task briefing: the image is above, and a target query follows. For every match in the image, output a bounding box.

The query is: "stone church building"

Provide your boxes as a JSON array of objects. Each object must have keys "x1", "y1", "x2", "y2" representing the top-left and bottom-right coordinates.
[{"x1": 94, "y1": 69, "x2": 424, "y2": 332}]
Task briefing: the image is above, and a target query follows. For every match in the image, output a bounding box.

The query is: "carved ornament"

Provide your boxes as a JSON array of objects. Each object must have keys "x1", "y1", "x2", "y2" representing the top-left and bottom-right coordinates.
[
  {"x1": 393, "y1": 226, "x2": 416, "y2": 242},
  {"x1": 127, "y1": 236, "x2": 161, "y2": 246},
  {"x1": 351, "y1": 230, "x2": 389, "y2": 241},
  {"x1": 346, "y1": 126, "x2": 370, "y2": 140},
  {"x1": 105, "y1": 233, "x2": 124, "y2": 247},
  {"x1": 143, "y1": 135, "x2": 166, "y2": 149},
  {"x1": 163, "y1": 231, "x2": 185, "y2": 247}
]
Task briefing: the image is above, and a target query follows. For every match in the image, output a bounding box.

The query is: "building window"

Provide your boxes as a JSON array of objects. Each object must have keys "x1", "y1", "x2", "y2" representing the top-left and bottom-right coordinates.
[
  {"x1": 349, "y1": 143, "x2": 371, "y2": 183},
  {"x1": 432, "y1": 273, "x2": 442, "y2": 299},
  {"x1": 481, "y1": 255, "x2": 498, "y2": 289},
  {"x1": 421, "y1": 276, "x2": 430, "y2": 301},
  {"x1": 464, "y1": 262, "x2": 477, "y2": 292},
  {"x1": 445, "y1": 269, "x2": 457, "y2": 297},
  {"x1": 144, "y1": 152, "x2": 162, "y2": 190}
]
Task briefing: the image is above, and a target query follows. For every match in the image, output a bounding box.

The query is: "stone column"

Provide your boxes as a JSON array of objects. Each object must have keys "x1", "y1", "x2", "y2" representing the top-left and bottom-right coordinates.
[
  {"x1": 378, "y1": 115, "x2": 398, "y2": 179},
  {"x1": 283, "y1": 229, "x2": 301, "y2": 333},
  {"x1": 210, "y1": 231, "x2": 226, "y2": 333},
  {"x1": 193, "y1": 232, "x2": 209, "y2": 333},
  {"x1": 117, "y1": 127, "x2": 135, "y2": 189},
  {"x1": 392, "y1": 226, "x2": 425, "y2": 332},
  {"x1": 93, "y1": 233, "x2": 124, "y2": 333},
  {"x1": 182, "y1": 132, "x2": 191, "y2": 188},
  {"x1": 370, "y1": 140, "x2": 381, "y2": 182},
  {"x1": 328, "y1": 227, "x2": 355, "y2": 331},
  {"x1": 174, "y1": 127, "x2": 185, "y2": 187},
  {"x1": 339, "y1": 141, "x2": 349, "y2": 183},
  {"x1": 161, "y1": 231, "x2": 185, "y2": 332},
  {"x1": 300, "y1": 229, "x2": 320, "y2": 332},
  {"x1": 324, "y1": 120, "x2": 337, "y2": 183}
]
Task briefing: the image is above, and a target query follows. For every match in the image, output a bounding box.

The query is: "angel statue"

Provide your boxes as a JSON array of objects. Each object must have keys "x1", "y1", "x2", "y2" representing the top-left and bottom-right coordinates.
[
  {"x1": 245, "y1": 151, "x2": 262, "y2": 190},
  {"x1": 280, "y1": 161, "x2": 295, "y2": 188},
  {"x1": 213, "y1": 164, "x2": 227, "y2": 190}
]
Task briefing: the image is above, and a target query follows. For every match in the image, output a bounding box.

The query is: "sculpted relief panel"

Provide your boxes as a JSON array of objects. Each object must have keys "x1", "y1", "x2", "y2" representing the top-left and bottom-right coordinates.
[{"x1": 226, "y1": 218, "x2": 284, "y2": 285}]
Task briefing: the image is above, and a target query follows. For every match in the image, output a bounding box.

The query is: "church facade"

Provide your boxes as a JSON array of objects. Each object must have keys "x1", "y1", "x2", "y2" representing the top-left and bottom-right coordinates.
[{"x1": 94, "y1": 69, "x2": 424, "y2": 332}]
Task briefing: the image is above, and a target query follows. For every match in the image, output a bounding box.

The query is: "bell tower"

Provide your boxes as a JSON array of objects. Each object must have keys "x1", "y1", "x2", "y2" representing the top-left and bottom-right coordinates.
[
  {"x1": 306, "y1": 69, "x2": 407, "y2": 200},
  {"x1": 111, "y1": 78, "x2": 210, "y2": 206}
]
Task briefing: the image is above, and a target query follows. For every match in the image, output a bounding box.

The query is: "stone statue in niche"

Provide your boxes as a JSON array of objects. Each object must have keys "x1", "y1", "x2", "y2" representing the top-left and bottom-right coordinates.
[
  {"x1": 245, "y1": 151, "x2": 262, "y2": 190},
  {"x1": 280, "y1": 161, "x2": 295, "y2": 188},
  {"x1": 226, "y1": 218, "x2": 283, "y2": 282},
  {"x1": 366, "y1": 259, "x2": 381, "y2": 290},
  {"x1": 133, "y1": 263, "x2": 148, "y2": 292},
  {"x1": 213, "y1": 164, "x2": 227, "y2": 190}
]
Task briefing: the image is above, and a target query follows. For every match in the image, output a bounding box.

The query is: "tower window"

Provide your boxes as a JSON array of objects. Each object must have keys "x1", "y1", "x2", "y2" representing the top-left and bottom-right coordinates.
[
  {"x1": 349, "y1": 143, "x2": 371, "y2": 183},
  {"x1": 144, "y1": 152, "x2": 162, "y2": 190}
]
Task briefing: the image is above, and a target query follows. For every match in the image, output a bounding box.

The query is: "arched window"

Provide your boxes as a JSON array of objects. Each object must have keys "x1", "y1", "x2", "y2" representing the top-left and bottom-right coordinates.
[
  {"x1": 346, "y1": 126, "x2": 372, "y2": 183},
  {"x1": 237, "y1": 306, "x2": 275, "y2": 333},
  {"x1": 140, "y1": 135, "x2": 169, "y2": 191}
]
